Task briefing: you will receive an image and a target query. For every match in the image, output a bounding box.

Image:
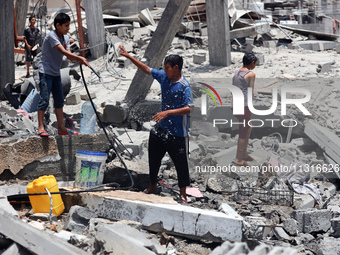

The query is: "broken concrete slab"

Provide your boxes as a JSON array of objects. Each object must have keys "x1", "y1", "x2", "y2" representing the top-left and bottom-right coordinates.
[
  {"x1": 304, "y1": 120, "x2": 340, "y2": 179},
  {"x1": 2, "y1": 243, "x2": 32, "y2": 255},
  {"x1": 0, "y1": 192, "x2": 19, "y2": 217},
  {"x1": 92, "y1": 221, "x2": 166, "y2": 255},
  {"x1": 64, "y1": 205, "x2": 97, "y2": 234},
  {"x1": 283, "y1": 218, "x2": 299, "y2": 236},
  {"x1": 79, "y1": 191, "x2": 243, "y2": 242},
  {"x1": 292, "y1": 208, "x2": 332, "y2": 234},
  {"x1": 5, "y1": 134, "x2": 111, "y2": 181},
  {"x1": 0, "y1": 208, "x2": 87, "y2": 255},
  {"x1": 0, "y1": 136, "x2": 59, "y2": 175}
]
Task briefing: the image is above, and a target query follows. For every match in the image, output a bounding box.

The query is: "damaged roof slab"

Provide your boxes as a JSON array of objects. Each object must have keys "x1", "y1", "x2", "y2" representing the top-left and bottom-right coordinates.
[{"x1": 79, "y1": 190, "x2": 243, "y2": 242}]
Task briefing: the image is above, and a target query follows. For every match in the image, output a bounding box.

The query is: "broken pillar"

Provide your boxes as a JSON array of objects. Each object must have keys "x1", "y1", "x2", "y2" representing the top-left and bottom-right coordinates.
[
  {"x1": 15, "y1": 0, "x2": 29, "y2": 36},
  {"x1": 206, "y1": 0, "x2": 231, "y2": 66},
  {"x1": 124, "y1": 0, "x2": 192, "y2": 107},
  {"x1": 83, "y1": 0, "x2": 105, "y2": 59},
  {"x1": 0, "y1": 0, "x2": 15, "y2": 99}
]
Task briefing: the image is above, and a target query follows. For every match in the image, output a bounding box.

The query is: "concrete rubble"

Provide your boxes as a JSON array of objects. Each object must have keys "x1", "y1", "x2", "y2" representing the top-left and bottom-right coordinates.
[{"x1": 2, "y1": 0, "x2": 340, "y2": 254}]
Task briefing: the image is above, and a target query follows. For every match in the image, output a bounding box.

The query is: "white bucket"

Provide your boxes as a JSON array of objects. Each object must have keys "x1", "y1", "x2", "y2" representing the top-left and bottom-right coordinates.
[{"x1": 75, "y1": 151, "x2": 107, "y2": 188}]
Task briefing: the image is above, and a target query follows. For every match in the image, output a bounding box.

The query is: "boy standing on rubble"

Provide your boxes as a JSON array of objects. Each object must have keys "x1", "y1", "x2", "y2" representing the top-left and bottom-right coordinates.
[
  {"x1": 24, "y1": 16, "x2": 40, "y2": 78},
  {"x1": 119, "y1": 45, "x2": 193, "y2": 203},
  {"x1": 232, "y1": 52, "x2": 257, "y2": 166},
  {"x1": 37, "y1": 12, "x2": 89, "y2": 137}
]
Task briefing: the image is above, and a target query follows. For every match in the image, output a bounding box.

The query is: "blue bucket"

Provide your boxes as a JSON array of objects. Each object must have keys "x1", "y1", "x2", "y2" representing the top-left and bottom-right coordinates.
[{"x1": 75, "y1": 151, "x2": 107, "y2": 188}]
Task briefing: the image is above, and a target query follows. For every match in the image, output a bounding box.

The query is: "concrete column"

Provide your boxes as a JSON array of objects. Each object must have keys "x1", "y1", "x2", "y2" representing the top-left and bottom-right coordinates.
[
  {"x1": 0, "y1": 0, "x2": 15, "y2": 99},
  {"x1": 206, "y1": 0, "x2": 231, "y2": 66},
  {"x1": 83, "y1": 0, "x2": 106, "y2": 59},
  {"x1": 124, "y1": 0, "x2": 192, "y2": 107},
  {"x1": 15, "y1": 0, "x2": 29, "y2": 36}
]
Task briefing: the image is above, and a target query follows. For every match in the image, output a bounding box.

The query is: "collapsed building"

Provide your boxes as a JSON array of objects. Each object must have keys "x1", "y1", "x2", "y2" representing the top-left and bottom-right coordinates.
[{"x1": 1, "y1": 0, "x2": 340, "y2": 254}]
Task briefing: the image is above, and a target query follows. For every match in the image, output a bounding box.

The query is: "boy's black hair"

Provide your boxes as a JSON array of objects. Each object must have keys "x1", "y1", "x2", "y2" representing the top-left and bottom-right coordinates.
[
  {"x1": 29, "y1": 15, "x2": 35, "y2": 21},
  {"x1": 243, "y1": 52, "x2": 258, "y2": 66},
  {"x1": 54, "y1": 12, "x2": 70, "y2": 29},
  {"x1": 164, "y1": 55, "x2": 183, "y2": 71}
]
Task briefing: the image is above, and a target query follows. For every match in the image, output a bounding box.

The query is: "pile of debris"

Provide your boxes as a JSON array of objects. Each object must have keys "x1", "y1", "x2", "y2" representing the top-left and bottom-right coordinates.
[{"x1": 2, "y1": 0, "x2": 340, "y2": 254}]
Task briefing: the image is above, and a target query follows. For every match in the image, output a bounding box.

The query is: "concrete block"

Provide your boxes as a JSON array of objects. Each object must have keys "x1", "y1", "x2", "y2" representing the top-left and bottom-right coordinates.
[
  {"x1": 283, "y1": 218, "x2": 299, "y2": 236},
  {"x1": 93, "y1": 221, "x2": 166, "y2": 255},
  {"x1": 65, "y1": 92, "x2": 81, "y2": 105},
  {"x1": 193, "y1": 54, "x2": 206, "y2": 64},
  {"x1": 255, "y1": 53, "x2": 265, "y2": 66},
  {"x1": 64, "y1": 205, "x2": 97, "y2": 234},
  {"x1": 317, "y1": 61, "x2": 332, "y2": 73},
  {"x1": 335, "y1": 44, "x2": 340, "y2": 54},
  {"x1": 80, "y1": 90, "x2": 96, "y2": 100},
  {"x1": 117, "y1": 56, "x2": 132, "y2": 67},
  {"x1": 133, "y1": 27, "x2": 151, "y2": 37},
  {"x1": 103, "y1": 102, "x2": 129, "y2": 123},
  {"x1": 331, "y1": 217, "x2": 340, "y2": 237},
  {"x1": 133, "y1": 22, "x2": 141, "y2": 28},
  {"x1": 79, "y1": 193, "x2": 243, "y2": 242},
  {"x1": 292, "y1": 208, "x2": 332, "y2": 233},
  {"x1": 117, "y1": 27, "x2": 129, "y2": 38}
]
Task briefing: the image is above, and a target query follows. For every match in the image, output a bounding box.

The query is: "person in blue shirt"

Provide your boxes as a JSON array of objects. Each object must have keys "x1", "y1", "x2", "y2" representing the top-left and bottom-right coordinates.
[
  {"x1": 37, "y1": 12, "x2": 89, "y2": 136},
  {"x1": 119, "y1": 45, "x2": 193, "y2": 203}
]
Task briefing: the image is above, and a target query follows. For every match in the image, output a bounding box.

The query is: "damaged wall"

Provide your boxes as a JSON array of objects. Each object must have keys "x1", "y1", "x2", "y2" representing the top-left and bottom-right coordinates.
[{"x1": 0, "y1": 0, "x2": 15, "y2": 99}]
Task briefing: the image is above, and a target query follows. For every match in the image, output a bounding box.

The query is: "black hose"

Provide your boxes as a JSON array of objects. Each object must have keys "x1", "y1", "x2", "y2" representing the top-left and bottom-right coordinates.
[{"x1": 79, "y1": 64, "x2": 134, "y2": 189}]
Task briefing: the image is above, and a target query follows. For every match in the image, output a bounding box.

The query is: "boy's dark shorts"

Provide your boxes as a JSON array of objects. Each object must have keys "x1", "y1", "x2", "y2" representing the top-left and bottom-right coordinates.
[
  {"x1": 38, "y1": 72, "x2": 64, "y2": 111},
  {"x1": 234, "y1": 106, "x2": 251, "y2": 139}
]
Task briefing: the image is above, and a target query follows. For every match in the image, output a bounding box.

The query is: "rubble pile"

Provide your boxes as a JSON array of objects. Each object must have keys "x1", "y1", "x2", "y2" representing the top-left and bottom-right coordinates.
[{"x1": 2, "y1": 1, "x2": 340, "y2": 254}]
